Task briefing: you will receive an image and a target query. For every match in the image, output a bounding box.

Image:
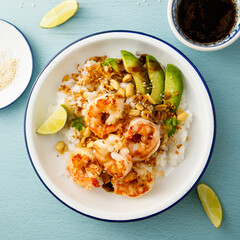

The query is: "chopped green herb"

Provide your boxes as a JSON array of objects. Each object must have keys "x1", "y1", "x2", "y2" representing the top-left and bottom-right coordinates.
[
  {"x1": 172, "y1": 118, "x2": 178, "y2": 126},
  {"x1": 102, "y1": 58, "x2": 122, "y2": 74},
  {"x1": 102, "y1": 58, "x2": 116, "y2": 66},
  {"x1": 164, "y1": 117, "x2": 180, "y2": 137},
  {"x1": 71, "y1": 117, "x2": 85, "y2": 132},
  {"x1": 165, "y1": 118, "x2": 172, "y2": 126}
]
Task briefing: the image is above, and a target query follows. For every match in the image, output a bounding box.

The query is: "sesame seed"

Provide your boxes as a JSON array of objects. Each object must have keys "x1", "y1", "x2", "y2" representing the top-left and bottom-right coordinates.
[
  {"x1": 19, "y1": 0, "x2": 23, "y2": 8},
  {"x1": 0, "y1": 57, "x2": 18, "y2": 90}
]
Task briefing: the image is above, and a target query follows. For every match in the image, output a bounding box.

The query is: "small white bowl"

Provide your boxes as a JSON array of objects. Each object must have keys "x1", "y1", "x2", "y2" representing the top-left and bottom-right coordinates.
[
  {"x1": 25, "y1": 31, "x2": 216, "y2": 221},
  {"x1": 168, "y1": 0, "x2": 240, "y2": 51},
  {"x1": 0, "y1": 19, "x2": 33, "y2": 109}
]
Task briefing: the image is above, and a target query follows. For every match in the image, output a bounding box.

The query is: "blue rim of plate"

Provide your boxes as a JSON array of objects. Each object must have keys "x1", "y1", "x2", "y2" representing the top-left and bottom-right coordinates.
[
  {"x1": 0, "y1": 19, "x2": 34, "y2": 110},
  {"x1": 24, "y1": 30, "x2": 216, "y2": 222}
]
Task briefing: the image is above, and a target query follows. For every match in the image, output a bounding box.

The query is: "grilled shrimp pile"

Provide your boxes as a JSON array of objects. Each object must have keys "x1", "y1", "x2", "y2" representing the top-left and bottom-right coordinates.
[{"x1": 67, "y1": 93, "x2": 161, "y2": 197}]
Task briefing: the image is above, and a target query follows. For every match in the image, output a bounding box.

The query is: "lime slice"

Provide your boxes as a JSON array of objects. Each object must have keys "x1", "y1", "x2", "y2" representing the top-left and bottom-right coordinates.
[
  {"x1": 40, "y1": 0, "x2": 79, "y2": 29},
  {"x1": 197, "y1": 183, "x2": 223, "y2": 228},
  {"x1": 36, "y1": 106, "x2": 67, "y2": 135}
]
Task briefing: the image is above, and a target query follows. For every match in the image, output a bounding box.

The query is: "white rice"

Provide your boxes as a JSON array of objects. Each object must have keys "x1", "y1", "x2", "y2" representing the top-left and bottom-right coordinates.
[{"x1": 155, "y1": 90, "x2": 193, "y2": 168}]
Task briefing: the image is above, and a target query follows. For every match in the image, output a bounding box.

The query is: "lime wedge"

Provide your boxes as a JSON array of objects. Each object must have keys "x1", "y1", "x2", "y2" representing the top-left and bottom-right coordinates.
[
  {"x1": 36, "y1": 106, "x2": 67, "y2": 135},
  {"x1": 61, "y1": 104, "x2": 69, "y2": 113},
  {"x1": 197, "y1": 183, "x2": 223, "y2": 228},
  {"x1": 40, "y1": 0, "x2": 79, "y2": 29}
]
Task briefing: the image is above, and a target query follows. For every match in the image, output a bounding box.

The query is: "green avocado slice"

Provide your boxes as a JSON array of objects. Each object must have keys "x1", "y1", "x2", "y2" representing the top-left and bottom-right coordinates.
[
  {"x1": 146, "y1": 55, "x2": 165, "y2": 104},
  {"x1": 121, "y1": 50, "x2": 150, "y2": 95},
  {"x1": 164, "y1": 64, "x2": 183, "y2": 111}
]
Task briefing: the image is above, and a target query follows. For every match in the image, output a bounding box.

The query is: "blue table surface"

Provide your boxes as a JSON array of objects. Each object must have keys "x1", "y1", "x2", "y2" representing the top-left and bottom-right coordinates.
[{"x1": 0, "y1": 0, "x2": 240, "y2": 239}]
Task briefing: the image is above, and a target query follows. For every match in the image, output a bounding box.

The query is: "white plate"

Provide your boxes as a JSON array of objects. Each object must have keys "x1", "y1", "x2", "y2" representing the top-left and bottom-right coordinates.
[
  {"x1": 0, "y1": 19, "x2": 33, "y2": 109},
  {"x1": 24, "y1": 31, "x2": 216, "y2": 221}
]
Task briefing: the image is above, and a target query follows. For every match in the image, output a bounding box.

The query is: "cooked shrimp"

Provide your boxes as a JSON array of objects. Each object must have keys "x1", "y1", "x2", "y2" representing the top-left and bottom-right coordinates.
[
  {"x1": 85, "y1": 94, "x2": 124, "y2": 138},
  {"x1": 93, "y1": 134, "x2": 132, "y2": 179},
  {"x1": 125, "y1": 118, "x2": 161, "y2": 161},
  {"x1": 111, "y1": 163, "x2": 154, "y2": 197},
  {"x1": 67, "y1": 148, "x2": 102, "y2": 189}
]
